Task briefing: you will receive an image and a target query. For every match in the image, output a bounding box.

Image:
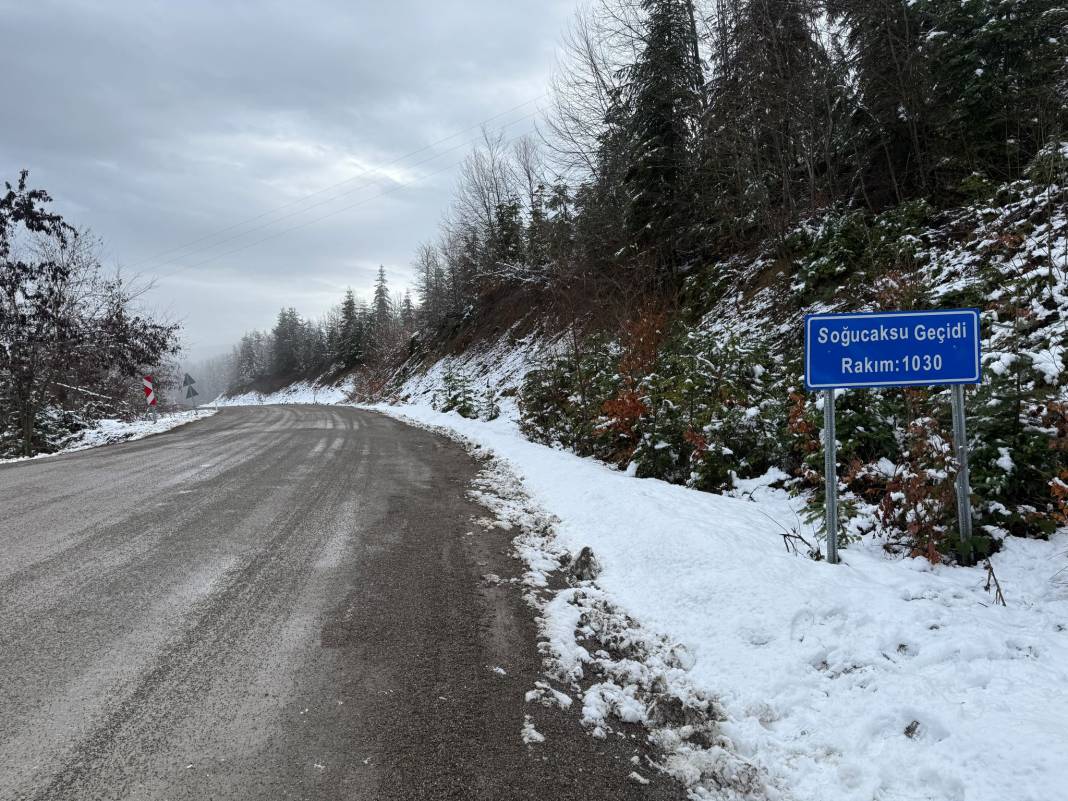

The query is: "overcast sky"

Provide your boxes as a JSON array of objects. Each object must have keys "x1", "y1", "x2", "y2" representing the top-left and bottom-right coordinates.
[{"x1": 0, "y1": 0, "x2": 574, "y2": 360}]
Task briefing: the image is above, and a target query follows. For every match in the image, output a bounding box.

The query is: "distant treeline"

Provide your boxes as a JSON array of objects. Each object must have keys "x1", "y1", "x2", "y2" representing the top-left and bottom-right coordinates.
[{"x1": 221, "y1": 266, "x2": 416, "y2": 392}]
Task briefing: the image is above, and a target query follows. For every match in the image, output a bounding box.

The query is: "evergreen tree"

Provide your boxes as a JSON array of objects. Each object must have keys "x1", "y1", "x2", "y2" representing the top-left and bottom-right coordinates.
[
  {"x1": 827, "y1": 0, "x2": 933, "y2": 205},
  {"x1": 704, "y1": 0, "x2": 837, "y2": 239},
  {"x1": 623, "y1": 0, "x2": 703, "y2": 284},
  {"x1": 399, "y1": 290, "x2": 415, "y2": 333},
  {"x1": 489, "y1": 200, "x2": 526, "y2": 277},
  {"x1": 414, "y1": 244, "x2": 446, "y2": 329},
  {"x1": 271, "y1": 307, "x2": 303, "y2": 378},
  {"x1": 920, "y1": 0, "x2": 1068, "y2": 189},
  {"x1": 337, "y1": 288, "x2": 364, "y2": 368},
  {"x1": 369, "y1": 266, "x2": 394, "y2": 362}
]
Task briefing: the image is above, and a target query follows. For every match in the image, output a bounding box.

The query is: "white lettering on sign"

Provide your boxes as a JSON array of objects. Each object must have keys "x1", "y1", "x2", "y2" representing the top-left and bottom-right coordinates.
[
  {"x1": 817, "y1": 324, "x2": 908, "y2": 347},
  {"x1": 914, "y1": 321, "x2": 968, "y2": 343},
  {"x1": 842, "y1": 357, "x2": 898, "y2": 374},
  {"x1": 817, "y1": 321, "x2": 969, "y2": 349}
]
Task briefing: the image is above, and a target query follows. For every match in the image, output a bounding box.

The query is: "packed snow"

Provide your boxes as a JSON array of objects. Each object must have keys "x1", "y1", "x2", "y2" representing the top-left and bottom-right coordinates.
[
  {"x1": 210, "y1": 379, "x2": 354, "y2": 407},
  {"x1": 521, "y1": 715, "x2": 546, "y2": 745},
  {"x1": 0, "y1": 409, "x2": 217, "y2": 464}
]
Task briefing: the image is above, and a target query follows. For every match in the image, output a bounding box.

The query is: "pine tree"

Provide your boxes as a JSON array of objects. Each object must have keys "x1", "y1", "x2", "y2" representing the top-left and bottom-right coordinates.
[
  {"x1": 369, "y1": 266, "x2": 394, "y2": 362},
  {"x1": 414, "y1": 244, "x2": 446, "y2": 329},
  {"x1": 399, "y1": 290, "x2": 415, "y2": 334},
  {"x1": 337, "y1": 288, "x2": 364, "y2": 368},
  {"x1": 827, "y1": 0, "x2": 933, "y2": 205},
  {"x1": 624, "y1": 0, "x2": 703, "y2": 284},
  {"x1": 704, "y1": 0, "x2": 836, "y2": 238},
  {"x1": 489, "y1": 200, "x2": 526, "y2": 279},
  {"x1": 271, "y1": 307, "x2": 303, "y2": 378},
  {"x1": 920, "y1": 0, "x2": 1068, "y2": 189}
]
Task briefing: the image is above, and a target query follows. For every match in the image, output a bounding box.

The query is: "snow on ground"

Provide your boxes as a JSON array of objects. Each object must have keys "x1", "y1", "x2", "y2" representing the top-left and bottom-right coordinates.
[
  {"x1": 521, "y1": 715, "x2": 546, "y2": 745},
  {"x1": 0, "y1": 409, "x2": 217, "y2": 464},
  {"x1": 388, "y1": 330, "x2": 556, "y2": 405},
  {"x1": 210, "y1": 378, "x2": 354, "y2": 407},
  {"x1": 368, "y1": 397, "x2": 1068, "y2": 801}
]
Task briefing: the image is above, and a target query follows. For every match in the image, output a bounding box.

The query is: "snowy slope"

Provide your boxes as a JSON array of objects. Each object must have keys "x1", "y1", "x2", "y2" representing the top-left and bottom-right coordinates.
[
  {"x1": 387, "y1": 330, "x2": 556, "y2": 405},
  {"x1": 369, "y1": 398, "x2": 1068, "y2": 801},
  {"x1": 210, "y1": 378, "x2": 355, "y2": 407},
  {"x1": 0, "y1": 409, "x2": 217, "y2": 464}
]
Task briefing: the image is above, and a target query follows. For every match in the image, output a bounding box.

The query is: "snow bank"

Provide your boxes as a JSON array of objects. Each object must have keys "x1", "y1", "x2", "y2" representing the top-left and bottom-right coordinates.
[
  {"x1": 368, "y1": 399, "x2": 1068, "y2": 801},
  {"x1": 211, "y1": 378, "x2": 354, "y2": 407},
  {"x1": 389, "y1": 331, "x2": 555, "y2": 405},
  {"x1": 0, "y1": 409, "x2": 217, "y2": 464}
]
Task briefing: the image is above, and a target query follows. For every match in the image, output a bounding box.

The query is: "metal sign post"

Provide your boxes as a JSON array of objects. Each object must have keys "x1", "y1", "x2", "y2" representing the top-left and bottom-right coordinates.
[
  {"x1": 182, "y1": 373, "x2": 199, "y2": 403},
  {"x1": 950, "y1": 384, "x2": 974, "y2": 563},
  {"x1": 804, "y1": 308, "x2": 982, "y2": 564},
  {"x1": 823, "y1": 390, "x2": 839, "y2": 564}
]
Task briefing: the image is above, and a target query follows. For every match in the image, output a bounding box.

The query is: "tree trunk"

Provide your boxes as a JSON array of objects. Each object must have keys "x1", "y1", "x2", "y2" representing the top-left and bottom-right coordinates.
[
  {"x1": 685, "y1": 0, "x2": 704, "y2": 96},
  {"x1": 21, "y1": 407, "x2": 35, "y2": 457}
]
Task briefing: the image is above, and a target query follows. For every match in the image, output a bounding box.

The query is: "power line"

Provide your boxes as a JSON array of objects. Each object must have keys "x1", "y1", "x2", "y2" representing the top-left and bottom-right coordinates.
[
  {"x1": 138, "y1": 106, "x2": 543, "y2": 275},
  {"x1": 128, "y1": 94, "x2": 548, "y2": 272}
]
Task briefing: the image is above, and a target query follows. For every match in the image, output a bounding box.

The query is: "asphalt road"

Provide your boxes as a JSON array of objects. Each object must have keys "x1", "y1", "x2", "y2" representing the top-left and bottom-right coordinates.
[{"x1": 0, "y1": 405, "x2": 683, "y2": 800}]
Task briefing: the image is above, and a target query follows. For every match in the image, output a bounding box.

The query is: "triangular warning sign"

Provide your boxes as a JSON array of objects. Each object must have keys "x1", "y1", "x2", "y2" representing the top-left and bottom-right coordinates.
[
  {"x1": 186, "y1": 386, "x2": 200, "y2": 399},
  {"x1": 182, "y1": 373, "x2": 196, "y2": 387}
]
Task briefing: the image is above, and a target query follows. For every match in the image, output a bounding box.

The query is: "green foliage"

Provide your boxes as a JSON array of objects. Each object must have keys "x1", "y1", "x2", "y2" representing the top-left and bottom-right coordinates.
[
  {"x1": 1025, "y1": 141, "x2": 1068, "y2": 184},
  {"x1": 970, "y1": 352, "x2": 1067, "y2": 539},
  {"x1": 623, "y1": 0, "x2": 702, "y2": 282},
  {"x1": 631, "y1": 327, "x2": 786, "y2": 490},
  {"x1": 519, "y1": 339, "x2": 620, "y2": 455},
  {"x1": 520, "y1": 324, "x2": 786, "y2": 492},
  {"x1": 479, "y1": 386, "x2": 501, "y2": 422},
  {"x1": 788, "y1": 201, "x2": 933, "y2": 299},
  {"x1": 957, "y1": 172, "x2": 997, "y2": 203},
  {"x1": 438, "y1": 368, "x2": 477, "y2": 419},
  {"x1": 919, "y1": 0, "x2": 1068, "y2": 187},
  {"x1": 787, "y1": 210, "x2": 869, "y2": 295},
  {"x1": 0, "y1": 406, "x2": 84, "y2": 457}
]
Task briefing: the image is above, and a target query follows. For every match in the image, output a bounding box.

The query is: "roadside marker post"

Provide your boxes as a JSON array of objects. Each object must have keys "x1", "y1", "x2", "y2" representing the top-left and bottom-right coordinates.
[
  {"x1": 143, "y1": 375, "x2": 159, "y2": 422},
  {"x1": 804, "y1": 309, "x2": 983, "y2": 564}
]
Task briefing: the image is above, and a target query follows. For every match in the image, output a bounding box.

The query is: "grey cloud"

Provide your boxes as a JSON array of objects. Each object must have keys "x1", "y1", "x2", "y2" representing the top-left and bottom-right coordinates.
[{"x1": 0, "y1": 0, "x2": 573, "y2": 359}]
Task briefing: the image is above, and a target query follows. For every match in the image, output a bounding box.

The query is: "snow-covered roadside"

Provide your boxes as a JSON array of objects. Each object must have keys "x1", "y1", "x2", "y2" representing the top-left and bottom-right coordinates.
[
  {"x1": 0, "y1": 409, "x2": 217, "y2": 464},
  {"x1": 388, "y1": 331, "x2": 553, "y2": 404},
  {"x1": 209, "y1": 378, "x2": 355, "y2": 407},
  {"x1": 368, "y1": 398, "x2": 1068, "y2": 801}
]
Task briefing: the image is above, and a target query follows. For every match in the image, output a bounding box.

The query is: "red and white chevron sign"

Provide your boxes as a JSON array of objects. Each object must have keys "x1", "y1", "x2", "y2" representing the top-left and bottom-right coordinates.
[{"x1": 143, "y1": 375, "x2": 157, "y2": 406}]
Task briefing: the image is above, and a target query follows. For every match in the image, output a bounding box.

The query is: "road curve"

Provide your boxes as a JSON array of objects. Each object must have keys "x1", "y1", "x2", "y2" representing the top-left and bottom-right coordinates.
[{"x1": 0, "y1": 405, "x2": 683, "y2": 800}]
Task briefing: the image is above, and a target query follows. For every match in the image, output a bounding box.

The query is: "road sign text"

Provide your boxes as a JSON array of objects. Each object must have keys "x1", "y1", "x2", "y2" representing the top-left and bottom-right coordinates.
[{"x1": 805, "y1": 309, "x2": 981, "y2": 390}]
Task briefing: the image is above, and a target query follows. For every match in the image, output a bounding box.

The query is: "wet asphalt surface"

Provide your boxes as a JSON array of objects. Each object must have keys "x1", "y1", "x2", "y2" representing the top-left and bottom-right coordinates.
[{"x1": 0, "y1": 405, "x2": 684, "y2": 800}]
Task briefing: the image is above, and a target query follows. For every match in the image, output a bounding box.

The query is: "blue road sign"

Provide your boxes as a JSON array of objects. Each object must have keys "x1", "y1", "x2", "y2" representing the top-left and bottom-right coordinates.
[{"x1": 805, "y1": 308, "x2": 982, "y2": 390}]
